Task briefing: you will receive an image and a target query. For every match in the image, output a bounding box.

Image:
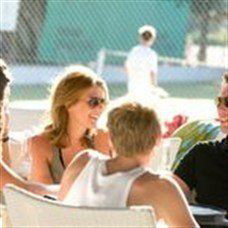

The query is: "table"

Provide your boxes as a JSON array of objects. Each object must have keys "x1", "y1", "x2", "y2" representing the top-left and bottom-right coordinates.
[{"x1": 190, "y1": 204, "x2": 228, "y2": 226}]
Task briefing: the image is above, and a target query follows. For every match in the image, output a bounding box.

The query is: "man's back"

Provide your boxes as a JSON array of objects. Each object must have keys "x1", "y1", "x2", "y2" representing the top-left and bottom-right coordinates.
[
  {"x1": 63, "y1": 152, "x2": 146, "y2": 207},
  {"x1": 59, "y1": 151, "x2": 198, "y2": 227}
]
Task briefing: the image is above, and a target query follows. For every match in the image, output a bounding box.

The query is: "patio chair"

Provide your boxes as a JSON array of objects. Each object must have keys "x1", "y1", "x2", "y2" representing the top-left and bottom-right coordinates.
[
  {"x1": 150, "y1": 137, "x2": 182, "y2": 171},
  {"x1": 4, "y1": 184, "x2": 156, "y2": 228}
]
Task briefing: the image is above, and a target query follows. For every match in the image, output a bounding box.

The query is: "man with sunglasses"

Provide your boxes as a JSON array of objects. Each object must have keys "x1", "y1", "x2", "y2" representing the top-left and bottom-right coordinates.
[{"x1": 174, "y1": 73, "x2": 228, "y2": 218}]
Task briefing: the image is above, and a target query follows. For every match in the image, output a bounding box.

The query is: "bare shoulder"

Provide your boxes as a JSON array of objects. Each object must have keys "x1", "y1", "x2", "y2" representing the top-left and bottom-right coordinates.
[
  {"x1": 132, "y1": 172, "x2": 182, "y2": 201},
  {"x1": 144, "y1": 173, "x2": 180, "y2": 194},
  {"x1": 130, "y1": 172, "x2": 182, "y2": 210},
  {"x1": 28, "y1": 132, "x2": 53, "y2": 160},
  {"x1": 131, "y1": 172, "x2": 199, "y2": 227},
  {"x1": 94, "y1": 129, "x2": 111, "y2": 155},
  {"x1": 29, "y1": 132, "x2": 49, "y2": 145}
]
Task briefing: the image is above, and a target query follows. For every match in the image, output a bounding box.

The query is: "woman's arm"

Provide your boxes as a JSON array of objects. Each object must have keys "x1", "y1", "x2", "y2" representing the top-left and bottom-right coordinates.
[
  {"x1": 0, "y1": 161, "x2": 27, "y2": 190},
  {"x1": 0, "y1": 161, "x2": 58, "y2": 197},
  {"x1": 28, "y1": 135, "x2": 53, "y2": 184}
]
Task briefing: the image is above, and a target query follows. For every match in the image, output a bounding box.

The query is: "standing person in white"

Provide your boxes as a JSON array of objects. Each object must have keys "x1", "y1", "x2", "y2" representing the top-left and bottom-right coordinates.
[
  {"x1": 58, "y1": 102, "x2": 198, "y2": 227},
  {"x1": 125, "y1": 25, "x2": 159, "y2": 98}
]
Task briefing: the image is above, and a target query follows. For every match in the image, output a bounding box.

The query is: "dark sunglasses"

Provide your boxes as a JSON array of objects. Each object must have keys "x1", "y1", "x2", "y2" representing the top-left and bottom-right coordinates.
[
  {"x1": 87, "y1": 97, "x2": 106, "y2": 108},
  {"x1": 215, "y1": 96, "x2": 228, "y2": 108}
]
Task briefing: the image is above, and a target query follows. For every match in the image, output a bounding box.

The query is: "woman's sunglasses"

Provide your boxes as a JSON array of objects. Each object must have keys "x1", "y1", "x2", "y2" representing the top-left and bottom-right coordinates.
[
  {"x1": 215, "y1": 96, "x2": 228, "y2": 108},
  {"x1": 87, "y1": 97, "x2": 106, "y2": 108}
]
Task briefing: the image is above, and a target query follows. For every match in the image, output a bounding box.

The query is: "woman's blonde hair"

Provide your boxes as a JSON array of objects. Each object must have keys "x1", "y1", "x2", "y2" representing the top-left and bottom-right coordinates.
[
  {"x1": 107, "y1": 102, "x2": 161, "y2": 157},
  {"x1": 45, "y1": 65, "x2": 108, "y2": 148}
]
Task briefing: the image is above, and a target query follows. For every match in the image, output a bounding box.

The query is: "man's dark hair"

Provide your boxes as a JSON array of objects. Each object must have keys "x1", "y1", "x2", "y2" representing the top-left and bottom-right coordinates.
[
  {"x1": 0, "y1": 59, "x2": 11, "y2": 101},
  {"x1": 223, "y1": 72, "x2": 228, "y2": 84},
  {"x1": 141, "y1": 31, "x2": 152, "y2": 41}
]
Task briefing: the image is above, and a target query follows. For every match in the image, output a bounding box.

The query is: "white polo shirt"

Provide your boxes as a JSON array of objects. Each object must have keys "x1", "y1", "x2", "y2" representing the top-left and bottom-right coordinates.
[{"x1": 125, "y1": 44, "x2": 158, "y2": 96}]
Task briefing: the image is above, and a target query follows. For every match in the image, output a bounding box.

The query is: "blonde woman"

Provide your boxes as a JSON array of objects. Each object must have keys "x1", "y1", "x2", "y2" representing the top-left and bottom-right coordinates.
[
  {"x1": 28, "y1": 66, "x2": 111, "y2": 184},
  {"x1": 58, "y1": 102, "x2": 199, "y2": 227}
]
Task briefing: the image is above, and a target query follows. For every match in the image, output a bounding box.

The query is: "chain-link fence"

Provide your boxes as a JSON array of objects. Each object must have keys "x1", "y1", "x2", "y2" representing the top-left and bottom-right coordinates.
[{"x1": 1, "y1": 0, "x2": 227, "y2": 101}]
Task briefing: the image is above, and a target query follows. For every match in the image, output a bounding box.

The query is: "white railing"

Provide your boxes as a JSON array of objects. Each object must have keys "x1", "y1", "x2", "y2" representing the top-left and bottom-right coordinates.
[{"x1": 96, "y1": 48, "x2": 227, "y2": 75}]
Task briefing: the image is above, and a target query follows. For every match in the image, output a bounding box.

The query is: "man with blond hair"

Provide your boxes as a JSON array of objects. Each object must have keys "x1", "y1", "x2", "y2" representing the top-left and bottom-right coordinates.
[{"x1": 58, "y1": 102, "x2": 198, "y2": 227}]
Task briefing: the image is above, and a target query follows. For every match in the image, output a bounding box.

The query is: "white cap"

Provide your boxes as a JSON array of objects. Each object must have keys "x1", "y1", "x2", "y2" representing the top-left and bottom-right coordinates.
[{"x1": 138, "y1": 25, "x2": 156, "y2": 40}]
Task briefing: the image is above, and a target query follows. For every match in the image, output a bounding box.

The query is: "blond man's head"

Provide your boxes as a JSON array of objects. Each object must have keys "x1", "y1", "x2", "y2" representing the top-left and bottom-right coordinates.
[{"x1": 107, "y1": 102, "x2": 161, "y2": 157}]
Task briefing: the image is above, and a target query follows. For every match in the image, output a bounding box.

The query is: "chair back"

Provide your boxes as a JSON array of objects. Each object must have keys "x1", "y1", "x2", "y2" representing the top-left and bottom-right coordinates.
[
  {"x1": 4, "y1": 184, "x2": 156, "y2": 227},
  {"x1": 150, "y1": 137, "x2": 182, "y2": 171},
  {"x1": 161, "y1": 137, "x2": 182, "y2": 170}
]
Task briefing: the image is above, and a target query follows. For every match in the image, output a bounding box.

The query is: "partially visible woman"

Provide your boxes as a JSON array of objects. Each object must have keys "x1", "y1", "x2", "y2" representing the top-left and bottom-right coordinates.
[
  {"x1": 28, "y1": 65, "x2": 111, "y2": 184},
  {"x1": 0, "y1": 59, "x2": 46, "y2": 205},
  {"x1": 0, "y1": 59, "x2": 11, "y2": 166},
  {"x1": 0, "y1": 58, "x2": 56, "y2": 196}
]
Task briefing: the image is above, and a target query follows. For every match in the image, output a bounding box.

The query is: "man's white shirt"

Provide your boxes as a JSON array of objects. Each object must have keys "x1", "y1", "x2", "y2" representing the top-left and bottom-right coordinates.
[{"x1": 125, "y1": 44, "x2": 158, "y2": 96}]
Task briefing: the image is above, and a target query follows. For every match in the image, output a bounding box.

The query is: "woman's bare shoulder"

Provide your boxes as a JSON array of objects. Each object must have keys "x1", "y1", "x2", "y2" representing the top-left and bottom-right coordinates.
[
  {"x1": 28, "y1": 132, "x2": 53, "y2": 159},
  {"x1": 29, "y1": 131, "x2": 48, "y2": 143}
]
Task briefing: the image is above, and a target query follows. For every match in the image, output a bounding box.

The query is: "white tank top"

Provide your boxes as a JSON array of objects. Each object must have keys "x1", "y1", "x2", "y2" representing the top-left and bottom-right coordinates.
[{"x1": 63, "y1": 155, "x2": 146, "y2": 207}]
